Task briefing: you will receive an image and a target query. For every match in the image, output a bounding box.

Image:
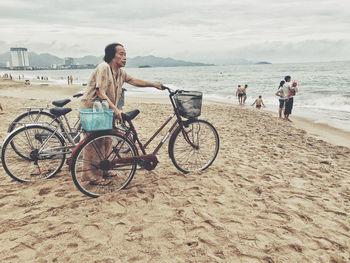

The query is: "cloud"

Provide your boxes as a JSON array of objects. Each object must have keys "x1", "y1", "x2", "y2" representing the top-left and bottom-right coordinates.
[
  {"x1": 185, "y1": 39, "x2": 350, "y2": 64},
  {"x1": 0, "y1": 0, "x2": 349, "y2": 62}
]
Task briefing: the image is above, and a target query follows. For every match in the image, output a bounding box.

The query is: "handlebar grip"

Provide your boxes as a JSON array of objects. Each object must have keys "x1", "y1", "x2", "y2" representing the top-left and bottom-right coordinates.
[{"x1": 161, "y1": 86, "x2": 177, "y2": 95}]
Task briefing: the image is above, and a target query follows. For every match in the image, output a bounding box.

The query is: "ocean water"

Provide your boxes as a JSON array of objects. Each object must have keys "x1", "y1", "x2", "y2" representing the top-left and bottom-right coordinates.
[{"x1": 2, "y1": 61, "x2": 350, "y2": 132}]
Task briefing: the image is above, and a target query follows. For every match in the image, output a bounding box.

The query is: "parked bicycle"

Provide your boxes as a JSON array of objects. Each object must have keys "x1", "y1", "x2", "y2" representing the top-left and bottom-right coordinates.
[
  {"x1": 1, "y1": 103, "x2": 85, "y2": 183},
  {"x1": 1, "y1": 90, "x2": 129, "y2": 183},
  {"x1": 70, "y1": 86, "x2": 220, "y2": 197},
  {"x1": 8, "y1": 91, "x2": 84, "y2": 134}
]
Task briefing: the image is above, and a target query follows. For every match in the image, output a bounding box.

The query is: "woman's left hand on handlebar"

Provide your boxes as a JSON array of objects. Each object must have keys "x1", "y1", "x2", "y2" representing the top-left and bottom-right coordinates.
[{"x1": 154, "y1": 83, "x2": 164, "y2": 90}]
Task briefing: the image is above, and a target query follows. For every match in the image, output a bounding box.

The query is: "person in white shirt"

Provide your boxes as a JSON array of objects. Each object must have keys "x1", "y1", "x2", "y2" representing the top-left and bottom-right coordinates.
[
  {"x1": 282, "y1": 75, "x2": 296, "y2": 121},
  {"x1": 275, "y1": 80, "x2": 286, "y2": 118}
]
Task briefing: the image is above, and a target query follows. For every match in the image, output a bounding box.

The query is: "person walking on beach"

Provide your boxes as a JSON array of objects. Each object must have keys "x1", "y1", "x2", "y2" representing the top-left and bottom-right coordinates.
[
  {"x1": 81, "y1": 42, "x2": 163, "y2": 185},
  {"x1": 275, "y1": 80, "x2": 286, "y2": 118},
  {"x1": 251, "y1": 95, "x2": 265, "y2": 109},
  {"x1": 243, "y1": 84, "x2": 248, "y2": 104},
  {"x1": 0, "y1": 103, "x2": 4, "y2": 114},
  {"x1": 69, "y1": 75, "x2": 73, "y2": 85},
  {"x1": 236, "y1": 85, "x2": 244, "y2": 104}
]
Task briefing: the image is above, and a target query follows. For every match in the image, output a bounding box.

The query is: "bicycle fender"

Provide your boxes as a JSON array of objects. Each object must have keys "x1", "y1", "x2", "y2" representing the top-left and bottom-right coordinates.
[
  {"x1": 3, "y1": 124, "x2": 66, "y2": 152},
  {"x1": 167, "y1": 119, "x2": 194, "y2": 157},
  {"x1": 69, "y1": 136, "x2": 89, "y2": 169},
  {"x1": 8, "y1": 111, "x2": 57, "y2": 132},
  {"x1": 69, "y1": 129, "x2": 138, "y2": 169}
]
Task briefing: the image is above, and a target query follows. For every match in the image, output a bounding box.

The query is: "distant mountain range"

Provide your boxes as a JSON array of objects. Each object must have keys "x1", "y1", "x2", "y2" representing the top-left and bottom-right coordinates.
[{"x1": 0, "y1": 52, "x2": 214, "y2": 68}]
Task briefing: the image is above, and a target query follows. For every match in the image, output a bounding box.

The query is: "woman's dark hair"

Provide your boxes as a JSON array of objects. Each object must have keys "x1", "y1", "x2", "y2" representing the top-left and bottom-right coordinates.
[
  {"x1": 104, "y1": 43, "x2": 124, "y2": 63},
  {"x1": 284, "y1": 75, "x2": 291, "y2": 82},
  {"x1": 279, "y1": 80, "x2": 285, "y2": 88}
]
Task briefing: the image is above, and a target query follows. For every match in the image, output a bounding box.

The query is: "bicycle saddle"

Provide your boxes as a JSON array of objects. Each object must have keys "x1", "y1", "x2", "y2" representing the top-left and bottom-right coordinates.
[
  {"x1": 50, "y1": 107, "x2": 72, "y2": 117},
  {"x1": 73, "y1": 91, "x2": 84, "y2": 98},
  {"x1": 122, "y1": 110, "x2": 140, "y2": 121},
  {"x1": 52, "y1": 99, "x2": 71, "y2": 107}
]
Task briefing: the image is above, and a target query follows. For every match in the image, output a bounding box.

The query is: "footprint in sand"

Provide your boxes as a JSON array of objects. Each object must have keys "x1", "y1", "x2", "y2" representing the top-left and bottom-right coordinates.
[{"x1": 39, "y1": 187, "x2": 52, "y2": 196}]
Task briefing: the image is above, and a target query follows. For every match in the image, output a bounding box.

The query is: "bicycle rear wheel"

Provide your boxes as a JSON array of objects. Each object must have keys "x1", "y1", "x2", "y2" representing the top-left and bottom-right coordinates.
[
  {"x1": 8, "y1": 110, "x2": 60, "y2": 133},
  {"x1": 169, "y1": 119, "x2": 219, "y2": 173},
  {"x1": 1, "y1": 125, "x2": 66, "y2": 182},
  {"x1": 70, "y1": 131, "x2": 138, "y2": 198}
]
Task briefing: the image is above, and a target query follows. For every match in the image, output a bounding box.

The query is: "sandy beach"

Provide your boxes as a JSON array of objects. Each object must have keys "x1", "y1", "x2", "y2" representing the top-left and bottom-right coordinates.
[{"x1": 0, "y1": 79, "x2": 349, "y2": 262}]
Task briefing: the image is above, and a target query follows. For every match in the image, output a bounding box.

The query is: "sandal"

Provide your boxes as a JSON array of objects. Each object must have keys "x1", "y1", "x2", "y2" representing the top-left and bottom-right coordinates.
[
  {"x1": 89, "y1": 178, "x2": 111, "y2": 186},
  {"x1": 103, "y1": 172, "x2": 117, "y2": 178}
]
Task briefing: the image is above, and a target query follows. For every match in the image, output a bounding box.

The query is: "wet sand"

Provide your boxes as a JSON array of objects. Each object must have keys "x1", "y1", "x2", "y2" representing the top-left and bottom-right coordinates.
[{"x1": 0, "y1": 79, "x2": 349, "y2": 262}]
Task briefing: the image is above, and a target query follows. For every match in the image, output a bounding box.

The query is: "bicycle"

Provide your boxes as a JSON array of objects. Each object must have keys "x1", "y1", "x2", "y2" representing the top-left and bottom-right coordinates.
[
  {"x1": 4, "y1": 92, "x2": 83, "y2": 161},
  {"x1": 1, "y1": 103, "x2": 86, "y2": 182},
  {"x1": 70, "y1": 86, "x2": 220, "y2": 198},
  {"x1": 1, "y1": 90, "x2": 130, "y2": 183},
  {"x1": 8, "y1": 91, "x2": 84, "y2": 134}
]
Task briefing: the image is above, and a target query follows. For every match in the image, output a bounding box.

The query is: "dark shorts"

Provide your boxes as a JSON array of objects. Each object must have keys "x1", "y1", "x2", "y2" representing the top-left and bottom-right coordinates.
[
  {"x1": 256, "y1": 105, "x2": 262, "y2": 108},
  {"x1": 238, "y1": 94, "x2": 243, "y2": 98},
  {"x1": 242, "y1": 93, "x2": 246, "y2": 96},
  {"x1": 284, "y1": 97, "x2": 294, "y2": 115},
  {"x1": 279, "y1": 99, "x2": 286, "y2": 109}
]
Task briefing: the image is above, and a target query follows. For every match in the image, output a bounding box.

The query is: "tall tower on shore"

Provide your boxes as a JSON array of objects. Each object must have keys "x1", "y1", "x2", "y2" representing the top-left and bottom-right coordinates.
[{"x1": 10, "y1": 47, "x2": 30, "y2": 68}]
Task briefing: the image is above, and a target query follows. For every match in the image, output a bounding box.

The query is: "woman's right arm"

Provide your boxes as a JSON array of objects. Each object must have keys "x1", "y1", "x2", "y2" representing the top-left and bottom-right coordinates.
[
  {"x1": 95, "y1": 88, "x2": 122, "y2": 121},
  {"x1": 94, "y1": 65, "x2": 123, "y2": 121}
]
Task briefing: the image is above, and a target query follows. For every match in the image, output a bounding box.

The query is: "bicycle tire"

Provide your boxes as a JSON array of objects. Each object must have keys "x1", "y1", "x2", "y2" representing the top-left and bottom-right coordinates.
[
  {"x1": 8, "y1": 110, "x2": 60, "y2": 133},
  {"x1": 1, "y1": 124, "x2": 66, "y2": 182},
  {"x1": 71, "y1": 131, "x2": 138, "y2": 198},
  {"x1": 168, "y1": 119, "x2": 219, "y2": 173},
  {"x1": 8, "y1": 111, "x2": 62, "y2": 158}
]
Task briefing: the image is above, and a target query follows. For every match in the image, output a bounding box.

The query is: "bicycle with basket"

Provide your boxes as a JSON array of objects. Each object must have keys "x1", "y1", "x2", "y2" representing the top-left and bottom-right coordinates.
[{"x1": 70, "y1": 86, "x2": 220, "y2": 197}]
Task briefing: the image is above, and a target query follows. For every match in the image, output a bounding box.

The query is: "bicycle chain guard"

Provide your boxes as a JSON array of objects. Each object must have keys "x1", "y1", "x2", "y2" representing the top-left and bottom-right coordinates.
[{"x1": 139, "y1": 154, "x2": 158, "y2": 171}]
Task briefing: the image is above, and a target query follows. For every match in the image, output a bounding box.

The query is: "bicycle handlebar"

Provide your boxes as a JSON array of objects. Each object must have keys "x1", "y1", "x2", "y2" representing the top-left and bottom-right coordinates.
[{"x1": 161, "y1": 86, "x2": 179, "y2": 96}]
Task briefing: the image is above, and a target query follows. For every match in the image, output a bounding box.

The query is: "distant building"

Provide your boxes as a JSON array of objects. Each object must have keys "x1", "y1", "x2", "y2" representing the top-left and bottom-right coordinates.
[
  {"x1": 10, "y1": 47, "x2": 30, "y2": 68},
  {"x1": 64, "y1": 57, "x2": 74, "y2": 66}
]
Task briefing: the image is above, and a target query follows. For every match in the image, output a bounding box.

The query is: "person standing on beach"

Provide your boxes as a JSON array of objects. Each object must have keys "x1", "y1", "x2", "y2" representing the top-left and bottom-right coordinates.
[
  {"x1": 236, "y1": 85, "x2": 244, "y2": 104},
  {"x1": 282, "y1": 75, "x2": 297, "y2": 121},
  {"x1": 243, "y1": 84, "x2": 248, "y2": 104},
  {"x1": 0, "y1": 103, "x2": 3, "y2": 114},
  {"x1": 275, "y1": 80, "x2": 286, "y2": 118},
  {"x1": 284, "y1": 79, "x2": 298, "y2": 121},
  {"x1": 69, "y1": 75, "x2": 73, "y2": 85},
  {"x1": 81, "y1": 42, "x2": 163, "y2": 185}
]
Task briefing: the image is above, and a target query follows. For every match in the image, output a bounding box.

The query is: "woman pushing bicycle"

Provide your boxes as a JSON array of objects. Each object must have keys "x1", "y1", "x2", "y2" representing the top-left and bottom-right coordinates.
[
  {"x1": 81, "y1": 43, "x2": 163, "y2": 121},
  {"x1": 80, "y1": 43, "x2": 163, "y2": 185}
]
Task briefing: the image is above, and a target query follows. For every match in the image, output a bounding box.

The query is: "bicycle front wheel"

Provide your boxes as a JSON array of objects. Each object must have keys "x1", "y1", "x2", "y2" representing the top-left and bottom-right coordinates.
[
  {"x1": 71, "y1": 131, "x2": 138, "y2": 198},
  {"x1": 169, "y1": 119, "x2": 219, "y2": 173},
  {"x1": 1, "y1": 125, "x2": 66, "y2": 182}
]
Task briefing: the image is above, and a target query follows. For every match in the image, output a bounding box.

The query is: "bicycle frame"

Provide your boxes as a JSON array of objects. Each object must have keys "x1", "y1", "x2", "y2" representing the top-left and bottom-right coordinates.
[
  {"x1": 108, "y1": 88, "x2": 197, "y2": 169},
  {"x1": 69, "y1": 87, "x2": 200, "y2": 172},
  {"x1": 29, "y1": 114, "x2": 83, "y2": 159}
]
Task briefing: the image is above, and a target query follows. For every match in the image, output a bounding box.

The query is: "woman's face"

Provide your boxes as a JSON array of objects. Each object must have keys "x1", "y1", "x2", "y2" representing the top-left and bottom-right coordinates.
[{"x1": 112, "y1": 46, "x2": 126, "y2": 68}]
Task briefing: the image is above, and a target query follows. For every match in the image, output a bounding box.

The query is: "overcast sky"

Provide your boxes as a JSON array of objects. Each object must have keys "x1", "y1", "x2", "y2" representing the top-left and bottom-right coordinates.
[{"x1": 1, "y1": 0, "x2": 349, "y2": 64}]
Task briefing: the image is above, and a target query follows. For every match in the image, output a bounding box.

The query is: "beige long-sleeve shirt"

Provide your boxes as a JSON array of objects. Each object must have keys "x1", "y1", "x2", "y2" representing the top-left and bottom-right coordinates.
[{"x1": 80, "y1": 61, "x2": 133, "y2": 109}]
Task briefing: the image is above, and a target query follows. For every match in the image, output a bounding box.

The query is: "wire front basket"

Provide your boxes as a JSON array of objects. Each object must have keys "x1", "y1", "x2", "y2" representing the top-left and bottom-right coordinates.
[{"x1": 174, "y1": 90, "x2": 203, "y2": 118}]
